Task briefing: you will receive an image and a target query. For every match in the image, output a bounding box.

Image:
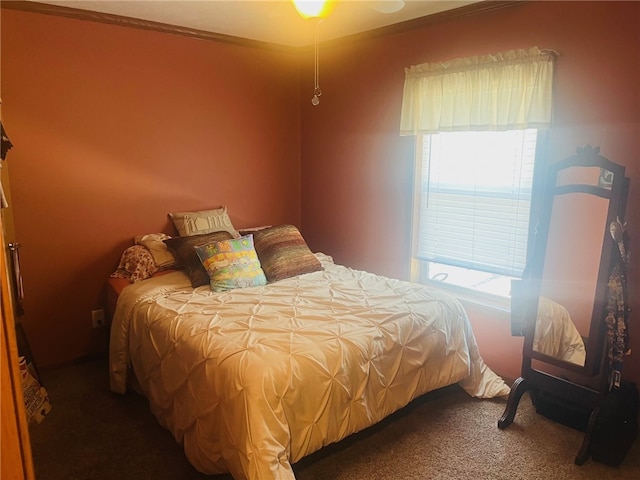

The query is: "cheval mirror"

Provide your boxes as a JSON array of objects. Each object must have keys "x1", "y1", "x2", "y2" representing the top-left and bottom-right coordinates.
[{"x1": 498, "y1": 145, "x2": 630, "y2": 465}]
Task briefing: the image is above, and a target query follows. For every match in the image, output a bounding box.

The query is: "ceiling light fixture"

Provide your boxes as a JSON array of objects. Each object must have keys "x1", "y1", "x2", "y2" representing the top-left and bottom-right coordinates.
[{"x1": 292, "y1": 1, "x2": 333, "y2": 106}]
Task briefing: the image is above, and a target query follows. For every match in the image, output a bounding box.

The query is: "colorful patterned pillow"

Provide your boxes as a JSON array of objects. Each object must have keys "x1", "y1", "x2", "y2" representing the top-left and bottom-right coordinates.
[
  {"x1": 110, "y1": 245, "x2": 158, "y2": 283},
  {"x1": 164, "y1": 231, "x2": 234, "y2": 287},
  {"x1": 195, "y1": 235, "x2": 267, "y2": 292},
  {"x1": 253, "y1": 224, "x2": 322, "y2": 282},
  {"x1": 169, "y1": 206, "x2": 239, "y2": 237}
]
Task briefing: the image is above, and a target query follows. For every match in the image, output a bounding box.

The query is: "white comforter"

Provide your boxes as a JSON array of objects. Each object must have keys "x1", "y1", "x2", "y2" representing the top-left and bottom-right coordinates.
[
  {"x1": 534, "y1": 296, "x2": 586, "y2": 366},
  {"x1": 109, "y1": 253, "x2": 508, "y2": 479}
]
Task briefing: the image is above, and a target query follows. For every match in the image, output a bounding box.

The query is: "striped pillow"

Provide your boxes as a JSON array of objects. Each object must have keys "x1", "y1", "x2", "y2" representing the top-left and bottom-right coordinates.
[{"x1": 253, "y1": 224, "x2": 322, "y2": 282}]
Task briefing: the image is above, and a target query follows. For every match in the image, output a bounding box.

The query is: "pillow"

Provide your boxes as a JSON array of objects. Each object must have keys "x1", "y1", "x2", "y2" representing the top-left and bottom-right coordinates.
[
  {"x1": 253, "y1": 224, "x2": 322, "y2": 282},
  {"x1": 164, "y1": 231, "x2": 234, "y2": 287},
  {"x1": 238, "y1": 225, "x2": 272, "y2": 236},
  {"x1": 169, "y1": 206, "x2": 239, "y2": 238},
  {"x1": 134, "y1": 233, "x2": 176, "y2": 269},
  {"x1": 195, "y1": 234, "x2": 267, "y2": 292},
  {"x1": 110, "y1": 245, "x2": 158, "y2": 283}
]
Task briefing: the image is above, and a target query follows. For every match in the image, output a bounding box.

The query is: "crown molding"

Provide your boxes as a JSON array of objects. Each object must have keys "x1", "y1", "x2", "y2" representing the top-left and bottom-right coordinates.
[
  {"x1": 2, "y1": 1, "x2": 526, "y2": 52},
  {"x1": 1, "y1": 1, "x2": 295, "y2": 52}
]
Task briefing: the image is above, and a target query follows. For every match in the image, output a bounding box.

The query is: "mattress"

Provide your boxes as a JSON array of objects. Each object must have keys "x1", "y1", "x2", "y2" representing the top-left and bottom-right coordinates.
[{"x1": 109, "y1": 253, "x2": 509, "y2": 479}]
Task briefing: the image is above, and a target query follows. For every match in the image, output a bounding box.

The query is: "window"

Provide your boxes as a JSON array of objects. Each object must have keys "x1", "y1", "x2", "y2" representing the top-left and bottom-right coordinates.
[
  {"x1": 399, "y1": 47, "x2": 556, "y2": 300},
  {"x1": 412, "y1": 129, "x2": 538, "y2": 298}
]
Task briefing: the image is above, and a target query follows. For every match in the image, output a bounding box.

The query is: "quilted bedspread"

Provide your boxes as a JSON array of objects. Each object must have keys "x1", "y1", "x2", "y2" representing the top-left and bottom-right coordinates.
[
  {"x1": 109, "y1": 254, "x2": 509, "y2": 479},
  {"x1": 534, "y1": 296, "x2": 586, "y2": 366}
]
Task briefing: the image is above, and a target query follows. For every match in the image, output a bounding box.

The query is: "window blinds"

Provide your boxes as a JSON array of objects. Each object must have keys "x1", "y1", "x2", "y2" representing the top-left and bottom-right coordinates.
[{"x1": 415, "y1": 130, "x2": 538, "y2": 277}]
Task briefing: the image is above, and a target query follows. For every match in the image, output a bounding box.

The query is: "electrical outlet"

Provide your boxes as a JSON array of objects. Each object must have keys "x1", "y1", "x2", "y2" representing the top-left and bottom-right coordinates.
[{"x1": 91, "y1": 309, "x2": 105, "y2": 328}]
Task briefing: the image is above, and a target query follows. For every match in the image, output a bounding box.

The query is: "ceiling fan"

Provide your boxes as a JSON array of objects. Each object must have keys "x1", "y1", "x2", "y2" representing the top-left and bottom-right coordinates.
[
  {"x1": 290, "y1": 1, "x2": 406, "y2": 18},
  {"x1": 368, "y1": 1, "x2": 406, "y2": 14},
  {"x1": 291, "y1": 0, "x2": 406, "y2": 105}
]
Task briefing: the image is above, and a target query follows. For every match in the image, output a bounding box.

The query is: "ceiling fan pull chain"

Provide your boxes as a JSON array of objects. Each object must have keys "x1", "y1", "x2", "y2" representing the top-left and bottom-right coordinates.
[{"x1": 312, "y1": 19, "x2": 322, "y2": 105}]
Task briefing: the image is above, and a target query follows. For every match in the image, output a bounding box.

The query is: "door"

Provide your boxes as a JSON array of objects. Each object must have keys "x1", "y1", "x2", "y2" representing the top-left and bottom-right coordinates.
[{"x1": 1, "y1": 212, "x2": 35, "y2": 480}]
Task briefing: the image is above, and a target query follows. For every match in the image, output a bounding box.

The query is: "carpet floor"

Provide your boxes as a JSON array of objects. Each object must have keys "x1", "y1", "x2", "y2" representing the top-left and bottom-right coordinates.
[{"x1": 28, "y1": 358, "x2": 640, "y2": 480}]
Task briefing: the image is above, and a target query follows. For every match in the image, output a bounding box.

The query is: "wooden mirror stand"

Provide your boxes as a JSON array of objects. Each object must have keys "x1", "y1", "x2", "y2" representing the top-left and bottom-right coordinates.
[{"x1": 497, "y1": 145, "x2": 631, "y2": 465}]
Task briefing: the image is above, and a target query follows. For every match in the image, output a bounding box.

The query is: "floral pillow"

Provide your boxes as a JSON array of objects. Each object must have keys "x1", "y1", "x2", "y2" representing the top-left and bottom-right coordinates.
[
  {"x1": 195, "y1": 234, "x2": 267, "y2": 292},
  {"x1": 110, "y1": 245, "x2": 158, "y2": 283}
]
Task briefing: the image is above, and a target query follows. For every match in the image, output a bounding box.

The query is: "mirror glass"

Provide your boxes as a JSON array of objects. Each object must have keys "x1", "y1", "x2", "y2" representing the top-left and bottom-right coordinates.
[{"x1": 532, "y1": 166, "x2": 613, "y2": 366}]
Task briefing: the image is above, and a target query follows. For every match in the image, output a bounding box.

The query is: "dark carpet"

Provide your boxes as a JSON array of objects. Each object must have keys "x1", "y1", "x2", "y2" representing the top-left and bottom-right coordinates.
[{"x1": 28, "y1": 358, "x2": 640, "y2": 479}]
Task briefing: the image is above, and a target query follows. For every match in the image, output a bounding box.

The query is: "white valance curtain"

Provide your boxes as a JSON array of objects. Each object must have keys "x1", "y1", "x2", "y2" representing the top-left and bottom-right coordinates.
[{"x1": 400, "y1": 47, "x2": 556, "y2": 135}]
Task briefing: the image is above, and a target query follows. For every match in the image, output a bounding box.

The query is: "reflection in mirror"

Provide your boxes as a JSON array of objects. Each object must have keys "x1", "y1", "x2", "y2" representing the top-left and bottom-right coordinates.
[
  {"x1": 532, "y1": 190, "x2": 609, "y2": 366},
  {"x1": 533, "y1": 296, "x2": 586, "y2": 366}
]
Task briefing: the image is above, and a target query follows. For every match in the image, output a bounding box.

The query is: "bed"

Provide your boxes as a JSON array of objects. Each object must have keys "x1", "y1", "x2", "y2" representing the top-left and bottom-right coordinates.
[{"x1": 108, "y1": 221, "x2": 509, "y2": 480}]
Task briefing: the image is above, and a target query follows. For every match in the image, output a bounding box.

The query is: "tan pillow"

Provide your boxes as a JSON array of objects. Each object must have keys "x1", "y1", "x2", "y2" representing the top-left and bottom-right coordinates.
[
  {"x1": 164, "y1": 231, "x2": 235, "y2": 287},
  {"x1": 169, "y1": 206, "x2": 239, "y2": 237},
  {"x1": 134, "y1": 233, "x2": 176, "y2": 269},
  {"x1": 253, "y1": 224, "x2": 322, "y2": 282}
]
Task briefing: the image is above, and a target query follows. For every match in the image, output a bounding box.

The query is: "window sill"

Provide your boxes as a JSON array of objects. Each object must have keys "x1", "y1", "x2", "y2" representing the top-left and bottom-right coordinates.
[{"x1": 424, "y1": 280, "x2": 511, "y2": 316}]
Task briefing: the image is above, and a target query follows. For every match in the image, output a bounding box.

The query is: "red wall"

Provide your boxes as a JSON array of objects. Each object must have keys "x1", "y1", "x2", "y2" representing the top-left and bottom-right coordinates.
[
  {"x1": 1, "y1": 9, "x2": 302, "y2": 367},
  {"x1": 299, "y1": 1, "x2": 640, "y2": 384},
  {"x1": 2, "y1": 2, "x2": 639, "y2": 389}
]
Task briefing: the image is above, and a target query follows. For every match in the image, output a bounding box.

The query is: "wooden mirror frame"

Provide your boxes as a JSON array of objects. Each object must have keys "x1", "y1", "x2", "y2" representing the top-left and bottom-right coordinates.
[{"x1": 498, "y1": 145, "x2": 630, "y2": 465}]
